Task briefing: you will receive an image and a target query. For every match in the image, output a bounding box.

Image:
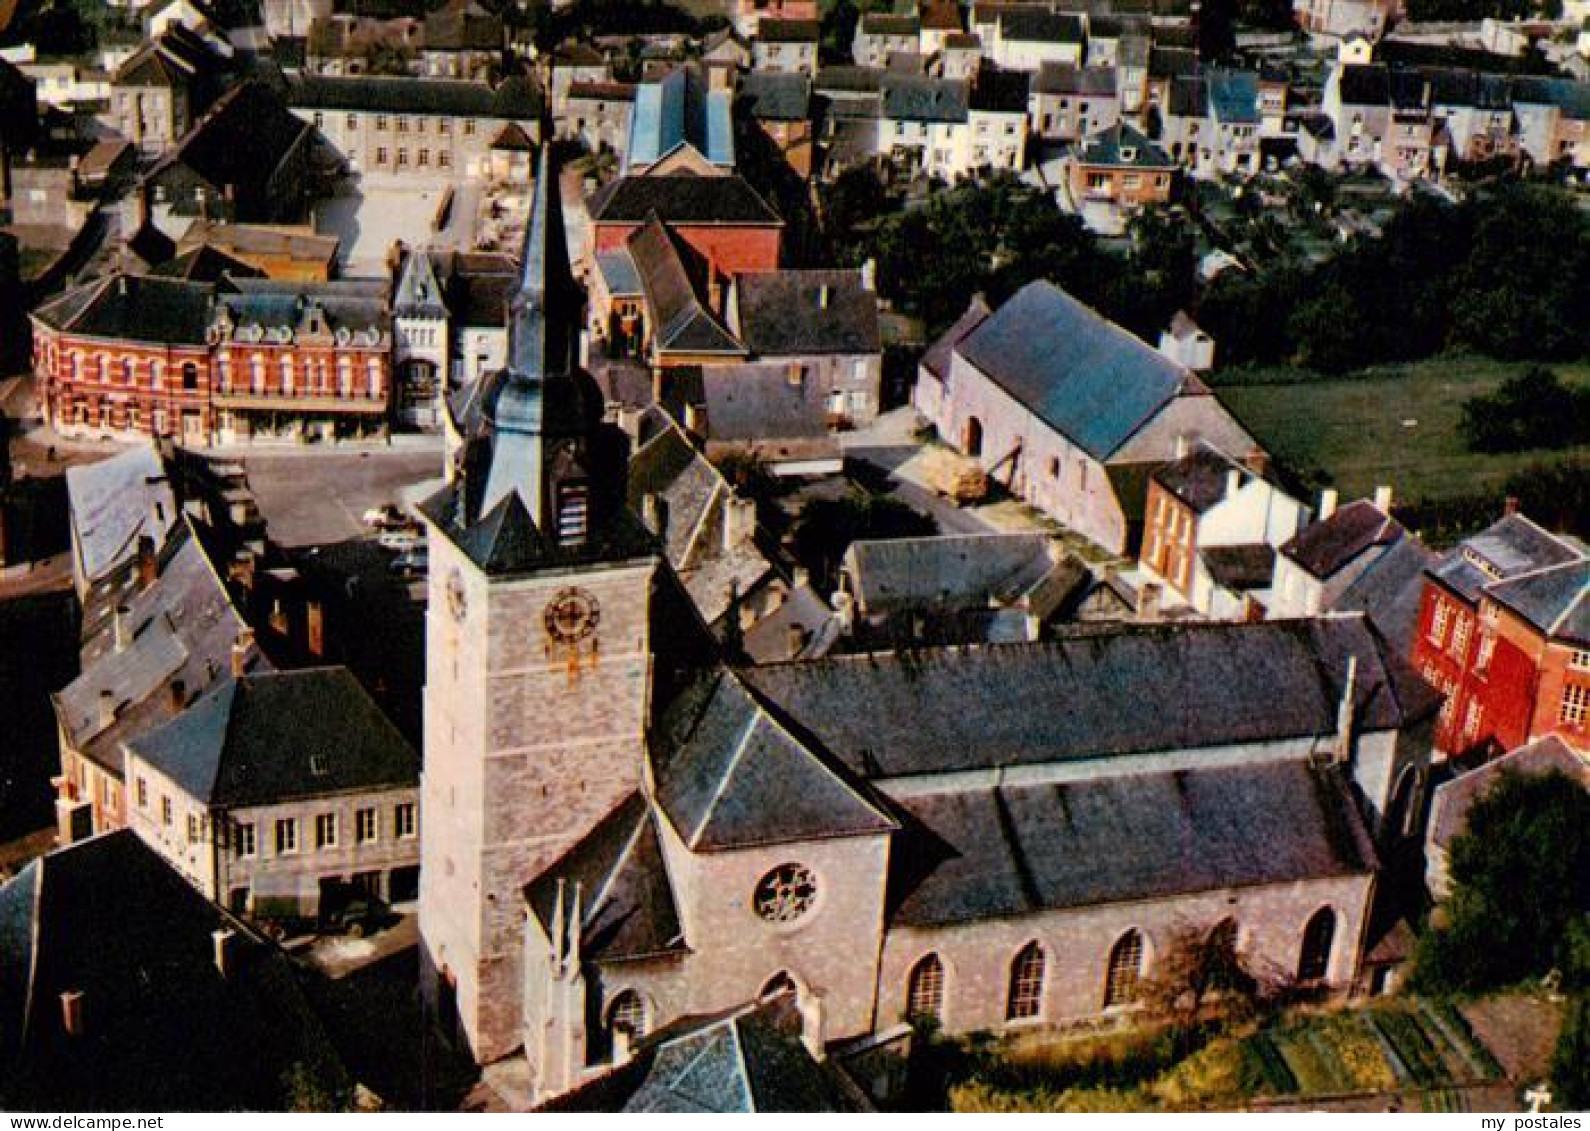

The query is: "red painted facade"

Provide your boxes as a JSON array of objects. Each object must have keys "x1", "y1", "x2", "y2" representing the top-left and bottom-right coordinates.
[{"x1": 34, "y1": 334, "x2": 216, "y2": 443}]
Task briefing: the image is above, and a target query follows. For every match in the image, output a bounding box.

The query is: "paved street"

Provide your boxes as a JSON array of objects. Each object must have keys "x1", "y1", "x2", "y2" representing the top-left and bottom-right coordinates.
[{"x1": 238, "y1": 445, "x2": 444, "y2": 548}]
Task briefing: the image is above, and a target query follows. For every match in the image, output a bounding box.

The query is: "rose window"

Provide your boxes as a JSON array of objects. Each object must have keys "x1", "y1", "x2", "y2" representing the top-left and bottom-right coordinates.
[{"x1": 753, "y1": 863, "x2": 818, "y2": 923}]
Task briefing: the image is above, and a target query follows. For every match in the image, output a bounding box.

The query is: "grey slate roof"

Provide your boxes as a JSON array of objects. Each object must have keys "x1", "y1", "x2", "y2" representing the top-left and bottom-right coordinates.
[
  {"x1": 526, "y1": 792, "x2": 688, "y2": 964},
  {"x1": 1428, "y1": 735, "x2": 1589, "y2": 851},
  {"x1": 33, "y1": 274, "x2": 213, "y2": 345},
  {"x1": 955, "y1": 281, "x2": 1190, "y2": 461},
  {"x1": 1334, "y1": 533, "x2": 1437, "y2": 656},
  {"x1": 739, "y1": 71, "x2": 811, "y2": 122},
  {"x1": 148, "y1": 81, "x2": 312, "y2": 204},
  {"x1": 1485, "y1": 560, "x2": 1590, "y2": 645},
  {"x1": 1428, "y1": 513, "x2": 1585, "y2": 603},
  {"x1": 888, "y1": 760, "x2": 1377, "y2": 928},
  {"x1": 218, "y1": 277, "x2": 388, "y2": 336},
  {"x1": 651, "y1": 670, "x2": 895, "y2": 852},
  {"x1": 733, "y1": 269, "x2": 879, "y2": 356},
  {"x1": 1201, "y1": 543, "x2": 1276, "y2": 591},
  {"x1": 126, "y1": 667, "x2": 417, "y2": 809},
  {"x1": 626, "y1": 65, "x2": 734, "y2": 173},
  {"x1": 970, "y1": 67, "x2": 1030, "y2": 113},
  {"x1": 1209, "y1": 70, "x2": 1261, "y2": 124},
  {"x1": 881, "y1": 74, "x2": 969, "y2": 122},
  {"x1": 920, "y1": 294, "x2": 991, "y2": 381},
  {"x1": 1153, "y1": 444, "x2": 1250, "y2": 514},
  {"x1": 1000, "y1": 7, "x2": 1084, "y2": 42},
  {"x1": 1079, "y1": 122, "x2": 1174, "y2": 169},
  {"x1": 589, "y1": 175, "x2": 783, "y2": 226},
  {"x1": 759, "y1": 17, "x2": 820, "y2": 41},
  {"x1": 65, "y1": 444, "x2": 178, "y2": 587},
  {"x1": 627, "y1": 217, "x2": 744, "y2": 356},
  {"x1": 1283, "y1": 500, "x2": 1402, "y2": 579},
  {"x1": 697, "y1": 364, "x2": 833, "y2": 444},
  {"x1": 740, "y1": 615, "x2": 1438, "y2": 780},
  {"x1": 287, "y1": 73, "x2": 542, "y2": 117},
  {"x1": 843, "y1": 532, "x2": 1059, "y2": 615},
  {"x1": 1033, "y1": 62, "x2": 1118, "y2": 96}
]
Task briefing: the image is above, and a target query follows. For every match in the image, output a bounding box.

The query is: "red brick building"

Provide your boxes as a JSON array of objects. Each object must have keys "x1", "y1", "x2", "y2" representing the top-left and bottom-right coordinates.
[
  {"x1": 1409, "y1": 509, "x2": 1590, "y2": 756},
  {"x1": 588, "y1": 174, "x2": 784, "y2": 275},
  {"x1": 31, "y1": 272, "x2": 393, "y2": 444}
]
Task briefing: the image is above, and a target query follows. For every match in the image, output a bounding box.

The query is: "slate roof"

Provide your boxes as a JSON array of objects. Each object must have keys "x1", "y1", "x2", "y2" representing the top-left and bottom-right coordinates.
[
  {"x1": 1334, "y1": 533, "x2": 1437, "y2": 656},
  {"x1": 881, "y1": 74, "x2": 969, "y2": 122},
  {"x1": 921, "y1": 294, "x2": 991, "y2": 381},
  {"x1": 1283, "y1": 500, "x2": 1402, "y2": 579},
  {"x1": 651, "y1": 670, "x2": 895, "y2": 852},
  {"x1": 112, "y1": 25, "x2": 220, "y2": 88},
  {"x1": 759, "y1": 17, "x2": 820, "y2": 41},
  {"x1": 1428, "y1": 735, "x2": 1589, "y2": 851},
  {"x1": 626, "y1": 65, "x2": 734, "y2": 173},
  {"x1": 1201, "y1": 543, "x2": 1276, "y2": 591},
  {"x1": 1148, "y1": 45, "x2": 1197, "y2": 79},
  {"x1": 740, "y1": 615, "x2": 1438, "y2": 780},
  {"x1": 970, "y1": 67, "x2": 1030, "y2": 113},
  {"x1": 627, "y1": 217, "x2": 744, "y2": 356},
  {"x1": 149, "y1": 81, "x2": 312, "y2": 202},
  {"x1": 526, "y1": 792, "x2": 688, "y2": 964},
  {"x1": 0, "y1": 831, "x2": 345, "y2": 1110},
  {"x1": 216, "y1": 277, "x2": 388, "y2": 336},
  {"x1": 696, "y1": 363, "x2": 833, "y2": 445},
  {"x1": 1485, "y1": 560, "x2": 1590, "y2": 645},
  {"x1": 1428, "y1": 513, "x2": 1585, "y2": 603},
  {"x1": 1000, "y1": 7, "x2": 1084, "y2": 42},
  {"x1": 1209, "y1": 70, "x2": 1261, "y2": 124},
  {"x1": 1168, "y1": 75, "x2": 1208, "y2": 117},
  {"x1": 151, "y1": 244, "x2": 262, "y2": 282},
  {"x1": 1078, "y1": 122, "x2": 1174, "y2": 168},
  {"x1": 421, "y1": 479, "x2": 658, "y2": 577},
  {"x1": 589, "y1": 175, "x2": 783, "y2": 227},
  {"x1": 887, "y1": 760, "x2": 1377, "y2": 927},
  {"x1": 739, "y1": 71, "x2": 811, "y2": 121},
  {"x1": 542, "y1": 994, "x2": 870, "y2": 1112},
  {"x1": 1338, "y1": 63, "x2": 1391, "y2": 106},
  {"x1": 286, "y1": 73, "x2": 541, "y2": 117},
  {"x1": 65, "y1": 444, "x2": 178, "y2": 587},
  {"x1": 126, "y1": 667, "x2": 417, "y2": 809},
  {"x1": 595, "y1": 247, "x2": 644, "y2": 296},
  {"x1": 955, "y1": 281, "x2": 1190, "y2": 461},
  {"x1": 1153, "y1": 444, "x2": 1251, "y2": 514},
  {"x1": 733, "y1": 269, "x2": 878, "y2": 356},
  {"x1": 861, "y1": 13, "x2": 921, "y2": 36},
  {"x1": 843, "y1": 532, "x2": 1060, "y2": 615},
  {"x1": 1033, "y1": 62, "x2": 1118, "y2": 96},
  {"x1": 33, "y1": 273, "x2": 212, "y2": 345}
]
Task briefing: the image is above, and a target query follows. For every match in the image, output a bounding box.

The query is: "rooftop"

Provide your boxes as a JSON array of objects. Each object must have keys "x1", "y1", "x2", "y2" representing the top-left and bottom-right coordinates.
[{"x1": 733, "y1": 269, "x2": 878, "y2": 357}]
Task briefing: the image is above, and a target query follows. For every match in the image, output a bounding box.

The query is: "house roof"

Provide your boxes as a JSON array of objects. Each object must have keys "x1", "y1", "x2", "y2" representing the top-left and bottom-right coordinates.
[
  {"x1": 627, "y1": 217, "x2": 744, "y2": 356},
  {"x1": 626, "y1": 65, "x2": 734, "y2": 173},
  {"x1": 126, "y1": 667, "x2": 417, "y2": 809},
  {"x1": 843, "y1": 532, "x2": 1060, "y2": 615},
  {"x1": 921, "y1": 294, "x2": 991, "y2": 381},
  {"x1": 1337, "y1": 63, "x2": 1390, "y2": 106},
  {"x1": 526, "y1": 792, "x2": 688, "y2": 964},
  {"x1": 595, "y1": 247, "x2": 644, "y2": 296},
  {"x1": 759, "y1": 16, "x2": 820, "y2": 41},
  {"x1": 1428, "y1": 735, "x2": 1589, "y2": 851},
  {"x1": 112, "y1": 24, "x2": 220, "y2": 88},
  {"x1": 739, "y1": 71, "x2": 810, "y2": 121},
  {"x1": 1152, "y1": 444, "x2": 1252, "y2": 515},
  {"x1": 0, "y1": 831, "x2": 345, "y2": 1110},
  {"x1": 1282, "y1": 499, "x2": 1402, "y2": 579},
  {"x1": 1485, "y1": 560, "x2": 1590, "y2": 645},
  {"x1": 920, "y1": 0, "x2": 962, "y2": 31},
  {"x1": 740, "y1": 615, "x2": 1438, "y2": 780},
  {"x1": 286, "y1": 73, "x2": 541, "y2": 118},
  {"x1": 1148, "y1": 45, "x2": 1197, "y2": 79},
  {"x1": 860, "y1": 13, "x2": 921, "y2": 36},
  {"x1": 955, "y1": 280, "x2": 1189, "y2": 461},
  {"x1": 33, "y1": 273, "x2": 213, "y2": 345},
  {"x1": 1428, "y1": 513, "x2": 1585, "y2": 603},
  {"x1": 695, "y1": 363, "x2": 834, "y2": 445},
  {"x1": 589, "y1": 175, "x2": 783, "y2": 227},
  {"x1": 888, "y1": 760, "x2": 1377, "y2": 928},
  {"x1": 148, "y1": 81, "x2": 312, "y2": 203},
  {"x1": 1201, "y1": 543, "x2": 1276, "y2": 591},
  {"x1": 881, "y1": 74, "x2": 968, "y2": 122},
  {"x1": 151, "y1": 244, "x2": 262, "y2": 282},
  {"x1": 65, "y1": 444, "x2": 178, "y2": 586},
  {"x1": 651, "y1": 670, "x2": 895, "y2": 852},
  {"x1": 216, "y1": 277, "x2": 388, "y2": 337},
  {"x1": 1334, "y1": 533, "x2": 1437, "y2": 655},
  {"x1": 1000, "y1": 7, "x2": 1083, "y2": 43},
  {"x1": 1077, "y1": 122, "x2": 1174, "y2": 169},
  {"x1": 733, "y1": 269, "x2": 878, "y2": 356},
  {"x1": 1209, "y1": 70, "x2": 1260, "y2": 123},
  {"x1": 1033, "y1": 62, "x2": 1117, "y2": 96},
  {"x1": 970, "y1": 67, "x2": 1029, "y2": 113}
]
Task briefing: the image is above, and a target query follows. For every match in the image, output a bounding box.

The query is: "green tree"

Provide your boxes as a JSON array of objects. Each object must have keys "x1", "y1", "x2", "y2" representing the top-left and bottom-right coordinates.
[
  {"x1": 791, "y1": 492, "x2": 936, "y2": 590},
  {"x1": 1412, "y1": 771, "x2": 1590, "y2": 994},
  {"x1": 1551, "y1": 994, "x2": 1590, "y2": 1111},
  {"x1": 1459, "y1": 367, "x2": 1586, "y2": 454}
]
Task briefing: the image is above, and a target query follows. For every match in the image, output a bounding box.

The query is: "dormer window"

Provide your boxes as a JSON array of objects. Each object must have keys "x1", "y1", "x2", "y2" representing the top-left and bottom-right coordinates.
[{"x1": 1120, "y1": 146, "x2": 1137, "y2": 162}]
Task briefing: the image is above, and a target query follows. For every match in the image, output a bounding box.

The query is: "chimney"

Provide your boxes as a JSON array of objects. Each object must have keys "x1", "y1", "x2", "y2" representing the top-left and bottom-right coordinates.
[
  {"x1": 860, "y1": 258, "x2": 876, "y2": 292},
  {"x1": 169, "y1": 678, "x2": 187, "y2": 712},
  {"x1": 1225, "y1": 468, "x2": 1242, "y2": 500},
  {"x1": 212, "y1": 928, "x2": 237, "y2": 977},
  {"x1": 683, "y1": 402, "x2": 705, "y2": 435},
  {"x1": 1335, "y1": 654, "x2": 1358, "y2": 765},
  {"x1": 113, "y1": 604, "x2": 132, "y2": 651},
  {"x1": 787, "y1": 362, "x2": 803, "y2": 388},
  {"x1": 1373, "y1": 485, "x2": 1393, "y2": 512},
  {"x1": 1173, "y1": 433, "x2": 1188, "y2": 459},
  {"x1": 1244, "y1": 449, "x2": 1269, "y2": 478},
  {"x1": 1136, "y1": 580, "x2": 1162, "y2": 621},
  {"x1": 1319, "y1": 488, "x2": 1339, "y2": 521},
  {"x1": 230, "y1": 627, "x2": 254, "y2": 678},
  {"x1": 137, "y1": 534, "x2": 157, "y2": 588},
  {"x1": 98, "y1": 689, "x2": 116, "y2": 729},
  {"x1": 796, "y1": 985, "x2": 826, "y2": 1062},
  {"x1": 60, "y1": 990, "x2": 86, "y2": 1038},
  {"x1": 641, "y1": 491, "x2": 663, "y2": 536},
  {"x1": 818, "y1": 283, "x2": 831, "y2": 310},
  {"x1": 1503, "y1": 495, "x2": 1520, "y2": 517}
]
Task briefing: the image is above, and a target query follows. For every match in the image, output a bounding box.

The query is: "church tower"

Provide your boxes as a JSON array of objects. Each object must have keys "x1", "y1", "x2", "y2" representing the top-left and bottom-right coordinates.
[{"x1": 417, "y1": 148, "x2": 660, "y2": 1065}]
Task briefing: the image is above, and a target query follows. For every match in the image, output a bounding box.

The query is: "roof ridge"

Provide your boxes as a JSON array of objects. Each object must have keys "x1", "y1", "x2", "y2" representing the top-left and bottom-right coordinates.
[{"x1": 690, "y1": 699, "x2": 759, "y2": 849}]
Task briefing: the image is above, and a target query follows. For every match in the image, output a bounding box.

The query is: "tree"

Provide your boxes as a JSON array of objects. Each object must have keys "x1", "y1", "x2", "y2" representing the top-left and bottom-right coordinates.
[
  {"x1": 1139, "y1": 922, "x2": 1282, "y2": 1044},
  {"x1": 1551, "y1": 994, "x2": 1590, "y2": 1111},
  {"x1": 1459, "y1": 367, "x2": 1587, "y2": 454},
  {"x1": 790, "y1": 491, "x2": 936, "y2": 590},
  {"x1": 1412, "y1": 770, "x2": 1590, "y2": 994}
]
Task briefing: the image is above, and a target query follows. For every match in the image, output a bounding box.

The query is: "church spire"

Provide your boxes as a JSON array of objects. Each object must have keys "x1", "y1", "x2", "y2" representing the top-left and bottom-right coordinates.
[{"x1": 507, "y1": 145, "x2": 575, "y2": 381}]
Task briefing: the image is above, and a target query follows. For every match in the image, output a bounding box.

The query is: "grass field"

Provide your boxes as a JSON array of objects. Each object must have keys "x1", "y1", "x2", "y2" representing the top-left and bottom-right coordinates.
[{"x1": 1214, "y1": 356, "x2": 1590, "y2": 506}]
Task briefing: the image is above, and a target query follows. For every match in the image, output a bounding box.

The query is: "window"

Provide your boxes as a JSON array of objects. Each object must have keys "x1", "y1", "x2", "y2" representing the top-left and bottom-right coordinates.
[
  {"x1": 376, "y1": 146, "x2": 389, "y2": 165},
  {"x1": 907, "y1": 954, "x2": 945, "y2": 1022},
  {"x1": 395, "y1": 802, "x2": 417, "y2": 838},
  {"x1": 276, "y1": 817, "x2": 299, "y2": 854},
  {"x1": 181, "y1": 361, "x2": 198, "y2": 390},
  {"x1": 1476, "y1": 633, "x2": 1496, "y2": 673},
  {"x1": 376, "y1": 115, "x2": 388, "y2": 131},
  {"x1": 396, "y1": 149, "x2": 408, "y2": 167},
  {"x1": 161, "y1": 796, "x2": 173, "y2": 826},
  {"x1": 395, "y1": 116, "x2": 408, "y2": 132},
  {"x1": 1462, "y1": 698, "x2": 1483, "y2": 739},
  {"x1": 1560, "y1": 684, "x2": 1590, "y2": 729},
  {"x1": 1428, "y1": 598, "x2": 1452, "y2": 646},
  {"x1": 1007, "y1": 942, "x2": 1045, "y2": 1020},
  {"x1": 1048, "y1": 456, "x2": 1060, "y2": 479},
  {"x1": 438, "y1": 117, "x2": 450, "y2": 134},
  {"x1": 1450, "y1": 613, "x2": 1471, "y2": 660},
  {"x1": 607, "y1": 990, "x2": 647, "y2": 1043},
  {"x1": 438, "y1": 150, "x2": 451, "y2": 168},
  {"x1": 356, "y1": 807, "x2": 377, "y2": 844},
  {"x1": 418, "y1": 148, "x2": 429, "y2": 166},
  {"x1": 753, "y1": 863, "x2": 818, "y2": 923},
  {"x1": 1297, "y1": 907, "x2": 1336, "y2": 982},
  {"x1": 313, "y1": 111, "x2": 324, "y2": 127},
  {"x1": 315, "y1": 812, "x2": 337, "y2": 849},
  {"x1": 346, "y1": 113, "x2": 357, "y2": 130},
  {"x1": 136, "y1": 777, "x2": 148, "y2": 809},
  {"x1": 1104, "y1": 929, "x2": 1145, "y2": 1008},
  {"x1": 463, "y1": 118, "x2": 476, "y2": 135},
  {"x1": 1571, "y1": 649, "x2": 1590, "y2": 673}
]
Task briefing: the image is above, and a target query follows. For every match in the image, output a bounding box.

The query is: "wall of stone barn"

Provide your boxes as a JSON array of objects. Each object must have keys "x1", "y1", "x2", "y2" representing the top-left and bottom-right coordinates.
[
  {"x1": 876, "y1": 872, "x2": 1377, "y2": 1035},
  {"x1": 650, "y1": 805, "x2": 892, "y2": 1041},
  {"x1": 942, "y1": 350, "x2": 1128, "y2": 553},
  {"x1": 591, "y1": 223, "x2": 783, "y2": 275}
]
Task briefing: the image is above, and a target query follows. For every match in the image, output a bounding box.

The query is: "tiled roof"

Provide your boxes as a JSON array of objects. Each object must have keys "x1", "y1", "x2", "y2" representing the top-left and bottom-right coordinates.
[
  {"x1": 589, "y1": 175, "x2": 783, "y2": 226},
  {"x1": 740, "y1": 615, "x2": 1438, "y2": 780},
  {"x1": 733, "y1": 269, "x2": 878, "y2": 356},
  {"x1": 1201, "y1": 543, "x2": 1276, "y2": 591},
  {"x1": 127, "y1": 667, "x2": 417, "y2": 808},
  {"x1": 627, "y1": 218, "x2": 744, "y2": 356},
  {"x1": 888, "y1": 760, "x2": 1376, "y2": 927},
  {"x1": 1153, "y1": 444, "x2": 1251, "y2": 514},
  {"x1": 955, "y1": 281, "x2": 1188, "y2": 461}
]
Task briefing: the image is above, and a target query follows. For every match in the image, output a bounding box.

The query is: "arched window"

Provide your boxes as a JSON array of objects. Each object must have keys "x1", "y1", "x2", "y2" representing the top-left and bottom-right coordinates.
[
  {"x1": 907, "y1": 954, "x2": 945, "y2": 1023},
  {"x1": 182, "y1": 361, "x2": 198, "y2": 391},
  {"x1": 1104, "y1": 929, "x2": 1145, "y2": 1008},
  {"x1": 964, "y1": 416, "x2": 984, "y2": 459},
  {"x1": 607, "y1": 990, "x2": 646, "y2": 1042},
  {"x1": 761, "y1": 971, "x2": 797, "y2": 999},
  {"x1": 1006, "y1": 942, "x2": 1044, "y2": 1021},
  {"x1": 1298, "y1": 907, "x2": 1336, "y2": 983},
  {"x1": 1386, "y1": 766, "x2": 1419, "y2": 839}
]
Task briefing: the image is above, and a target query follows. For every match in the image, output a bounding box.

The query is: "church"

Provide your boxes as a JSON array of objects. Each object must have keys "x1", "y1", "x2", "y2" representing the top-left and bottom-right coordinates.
[{"x1": 416, "y1": 150, "x2": 1440, "y2": 1106}]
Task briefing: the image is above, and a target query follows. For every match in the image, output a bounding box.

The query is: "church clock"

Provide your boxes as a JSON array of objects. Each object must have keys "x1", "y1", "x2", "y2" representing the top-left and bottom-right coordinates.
[{"x1": 544, "y1": 587, "x2": 601, "y2": 643}]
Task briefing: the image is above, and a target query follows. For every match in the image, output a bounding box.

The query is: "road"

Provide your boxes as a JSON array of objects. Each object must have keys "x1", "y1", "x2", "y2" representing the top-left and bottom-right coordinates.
[{"x1": 238, "y1": 445, "x2": 444, "y2": 548}]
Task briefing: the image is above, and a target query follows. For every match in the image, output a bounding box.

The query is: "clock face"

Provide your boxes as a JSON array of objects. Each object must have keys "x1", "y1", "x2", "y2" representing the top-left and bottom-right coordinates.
[
  {"x1": 445, "y1": 569, "x2": 468, "y2": 621},
  {"x1": 544, "y1": 587, "x2": 601, "y2": 644}
]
